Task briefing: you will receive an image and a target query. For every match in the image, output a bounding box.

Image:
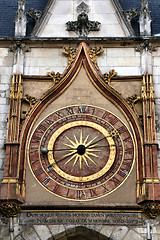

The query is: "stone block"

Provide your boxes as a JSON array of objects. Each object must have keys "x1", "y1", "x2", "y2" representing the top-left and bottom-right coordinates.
[
  {"x1": 52, "y1": 1, "x2": 73, "y2": 14},
  {"x1": 93, "y1": 13, "x2": 119, "y2": 24},
  {"x1": 21, "y1": 227, "x2": 40, "y2": 240},
  {"x1": 0, "y1": 67, "x2": 12, "y2": 76},
  {"x1": 26, "y1": 48, "x2": 59, "y2": 58},
  {"x1": 106, "y1": 57, "x2": 140, "y2": 67},
  {"x1": 34, "y1": 225, "x2": 52, "y2": 240},
  {"x1": 41, "y1": 24, "x2": 66, "y2": 37},
  {"x1": 93, "y1": 1, "x2": 115, "y2": 14},
  {"x1": 14, "y1": 236, "x2": 24, "y2": 240},
  {"x1": 100, "y1": 225, "x2": 114, "y2": 237},
  {"x1": 49, "y1": 225, "x2": 66, "y2": 237},
  {"x1": 110, "y1": 226, "x2": 129, "y2": 240},
  {"x1": 50, "y1": 13, "x2": 73, "y2": 24},
  {"x1": 0, "y1": 105, "x2": 9, "y2": 114},
  {"x1": 123, "y1": 230, "x2": 144, "y2": 240},
  {"x1": 24, "y1": 67, "x2": 40, "y2": 75},
  {"x1": 154, "y1": 84, "x2": 160, "y2": 98},
  {"x1": 107, "y1": 48, "x2": 135, "y2": 57},
  {"x1": 0, "y1": 48, "x2": 9, "y2": 57},
  {"x1": 25, "y1": 57, "x2": 58, "y2": 67},
  {"x1": 154, "y1": 57, "x2": 160, "y2": 66},
  {"x1": 153, "y1": 66, "x2": 160, "y2": 76},
  {"x1": 0, "y1": 97, "x2": 6, "y2": 104}
]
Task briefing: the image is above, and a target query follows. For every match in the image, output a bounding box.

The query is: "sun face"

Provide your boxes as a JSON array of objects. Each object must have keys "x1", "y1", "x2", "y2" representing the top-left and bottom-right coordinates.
[{"x1": 63, "y1": 130, "x2": 100, "y2": 169}]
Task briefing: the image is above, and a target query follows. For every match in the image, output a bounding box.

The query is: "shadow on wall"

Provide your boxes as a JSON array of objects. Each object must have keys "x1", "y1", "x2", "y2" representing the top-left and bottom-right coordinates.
[{"x1": 48, "y1": 226, "x2": 110, "y2": 240}]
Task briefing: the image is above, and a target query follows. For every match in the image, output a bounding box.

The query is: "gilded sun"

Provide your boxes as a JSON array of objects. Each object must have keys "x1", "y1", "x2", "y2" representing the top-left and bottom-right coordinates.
[{"x1": 63, "y1": 131, "x2": 101, "y2": 169}]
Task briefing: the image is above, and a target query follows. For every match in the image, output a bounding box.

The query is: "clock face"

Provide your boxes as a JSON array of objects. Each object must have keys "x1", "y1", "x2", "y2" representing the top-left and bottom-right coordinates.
[{"x1": 28, "y1": 105, "x2": 135, "y2": 201}]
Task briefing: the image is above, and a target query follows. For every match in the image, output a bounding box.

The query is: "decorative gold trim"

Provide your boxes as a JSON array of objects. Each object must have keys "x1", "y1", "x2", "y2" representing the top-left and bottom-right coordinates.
[
  {"x1": 142, "y1": 204, "x2": 160, "y2": 219},
  {"x1": 87, "y1": 46, "x2": 103, "y2": 69},
  {"x1": 48, "y1": 121, "x2": 116, "y2": 182},
  {"x1": 0, "y1": 202, "x2": 21, "y2": 218},
  {"x1": 2, "y1": 178, "x2": 19, "y2": 184},
  {"x1": 46, "y1": 71, "x2": 63, "y2": 87},
  {"x1": 101, "y1": 70, "x2": 120, "y2": 94},
  {"x1": 126, "y1": 94, "x2": 141, "y2": 118},
  {"x1": 62, "y1": 46, "x2": 78, "y2": 68},
  {"x1": 145, "y1": 178, "x2": 160, "y2": 183}
]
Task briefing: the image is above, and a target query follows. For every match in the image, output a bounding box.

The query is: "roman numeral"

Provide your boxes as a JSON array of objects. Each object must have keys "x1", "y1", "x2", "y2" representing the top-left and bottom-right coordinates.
[
  {"x1": 117, "y1": 169, "x2": 129, "y2": 178},
  {"x1": 44, "y1": 118, "x2": 54, "y2": 125},
  {"x1": 78, "y1": 106, "x2": 87, "y2": 113},
  {"x1": 102, "y1": 112, "x2": 109, "y2": 119},
  {"x1": 110, "y1": 177, "x2": 120, "y2": 187},
  {"x1": 102, "y1": 185, "x2": 109, "y2": 192},
  {"x1": 32, "y1": 135, "x2": 41, "y2": 143},
  {"x1": 53, "y1": 184, "x2": 59, "y2": 193},
  {"x1": 66, "y1": 107, "x2": 74, "y2": 115},
  {"x1": 77, "y1": 190, "x2": 86, "y2": 199},
  {"x1": 42, "y1": 177, "x2": 51, "y2": 186},
  {"x1": 66, "y1": 189, "x2": 70, "y2": 197},
  {"x1": 55, "y1": 112, "x2": 63, "y2": 119},
  {"x1": 34, "y1": 168, "x2": 44, "y2": 176},
  {"x1": 123, "y1": 136, "x2": 132, "y2": 142},
  {"x1": 89, "y1": 189, "x2": 97, "y2": 197},
  {"x1": 109, "y1": 118, "x2": 118, "y2": 125},
  {"x1": 30, "y1": 146, "x2": 38, "y2": 153},
  {"x1": 118, "y1": 126, "x2": 127, "y2": 134},
  {"x1": 31, "y1": 159, "x2": 39, "y2": 165},
  {"x1": 37, "y1": 124, "x2": 47, "y2": 134},
  {"x1": 125, "y1": 148, "x2": 133, "y2": 154},
  {"x1": 123, "y1": 159, "x2": 133, "y2": 166}
]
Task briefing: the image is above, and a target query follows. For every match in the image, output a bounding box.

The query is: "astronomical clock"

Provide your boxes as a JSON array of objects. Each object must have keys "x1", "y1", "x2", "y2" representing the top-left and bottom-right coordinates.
[{"x1": 0, "y1": 42, "x2": 160, "y2": 211}]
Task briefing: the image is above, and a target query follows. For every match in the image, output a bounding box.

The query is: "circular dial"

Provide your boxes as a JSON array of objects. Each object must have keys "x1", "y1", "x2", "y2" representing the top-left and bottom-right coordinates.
[{"x1": 28, "y1": 105, "x2": 135, "y2": 201}]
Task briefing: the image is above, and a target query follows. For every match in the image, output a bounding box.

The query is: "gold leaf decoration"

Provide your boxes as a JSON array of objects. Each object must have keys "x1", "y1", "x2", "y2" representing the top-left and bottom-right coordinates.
[
  {"x1": 101, "y1": 69, "x2": 120, "y2": 94},
  {"x1": 142, "y1": 203, "x2": 160, "y2": 219},
  {"x1": 0, "y1": 202, "x2": 21, "y2": 218},
  {"x1": 87, "y1": 46, "x2": 104, "y2": 69},
  {"x1": 102, "y1": 69, "x2": 117, "y2": 85},
  {"x1": 47, "y1": 71, "x2": 63, "y2": 87},
  {"x1": 62, "y1": 47, "x2": 78, "y2": 68}
]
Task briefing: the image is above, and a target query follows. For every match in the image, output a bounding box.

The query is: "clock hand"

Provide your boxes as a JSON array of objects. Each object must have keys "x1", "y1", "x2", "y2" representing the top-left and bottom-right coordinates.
[
  {"x1": 86, "y1": 136, "x2": 111, "y2": 148},
  {"x1": 47, "y1": 152, "x2": 76, "y2": 168},
  {"x1": 87, "y1": 145, "x2": 115, "y2": 149},
  {"x1": 41, "y1": 147, "x2": 76, "y2": 155}
]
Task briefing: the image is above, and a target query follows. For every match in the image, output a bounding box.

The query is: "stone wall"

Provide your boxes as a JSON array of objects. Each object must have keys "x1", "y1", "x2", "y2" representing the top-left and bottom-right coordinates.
[
  {"x1": 0, "y1": 48, "x2": 13, "y2": 183},
  {"x1": 0, "y1": 216, "x2": 160, "y2": 240}
]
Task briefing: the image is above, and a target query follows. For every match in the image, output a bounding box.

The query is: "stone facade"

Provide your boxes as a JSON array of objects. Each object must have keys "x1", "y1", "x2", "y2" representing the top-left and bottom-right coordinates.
[{"x1": 0, "y1": 0, "x2": 160, "y2": 240}]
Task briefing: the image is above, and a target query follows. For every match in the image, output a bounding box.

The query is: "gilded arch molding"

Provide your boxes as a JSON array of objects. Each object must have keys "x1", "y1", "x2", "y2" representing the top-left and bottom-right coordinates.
[{"x1": 0, "y1": 42, "x2": 160, "y2": 206}]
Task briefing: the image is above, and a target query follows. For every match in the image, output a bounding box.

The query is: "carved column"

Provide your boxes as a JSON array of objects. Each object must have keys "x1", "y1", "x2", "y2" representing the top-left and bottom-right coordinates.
[
  {"x1": 138, "y1": 74, "x2": 160, "y2": 203},
  {"x1": 0, "y1": 75, "x2": 24, "y2": 203},
  {"x1": 139, "y1": 0, "x2": 151, "y2": 36},
  {"x1": 15, "y1": 0, "x2": 27, "y2": 37},
  {"x1": 9, "y1": 41, "x2": 30, "y2": 74},
  {"x1": 136, "y1": 40, "x2": 156, "y2": 75}
]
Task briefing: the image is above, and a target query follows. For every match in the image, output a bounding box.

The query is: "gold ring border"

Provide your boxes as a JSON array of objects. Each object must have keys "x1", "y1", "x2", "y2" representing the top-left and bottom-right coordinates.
[{"x1": 47, "y1": 121, "x2": 116, "y2": 182}]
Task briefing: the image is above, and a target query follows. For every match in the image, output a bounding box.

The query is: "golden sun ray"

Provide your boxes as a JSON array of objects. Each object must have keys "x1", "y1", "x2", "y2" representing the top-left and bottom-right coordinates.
[
  {"x1": 87, "y1": 152, "x2": 99, "y2": 158},
  {"x1": 80, "y1": 130, "x2": 83, "y2": 144},
  {"x1": 85, "y1": 136, "x2": 98, "y2": 147},
  {"x1": 65, "y1": 136, "x2": 77, "y2": 147},
  {"x1": 82, "y1": 155, "x2": 89, "y2": 166},
  {"x1": 64, "y1": 154, "x2": 76, "y2": 165},
  {"x1": 64, "y1": 143, "x2": 76, "y2": 149},
  {"x1": 63, "y1": 150, "x2": 77, "y2": 158},
  {"x1": 87, "y1": 143, "x2": 98, "y2": 149},
  {"x1": 83, "y1": 135, "x2": 89, "y2": 145},
  {"x1": 74, "y1": 134, "x2": 79, "y2": 145},
  {"x1": 73, "y1": 155, "x2": 79, "y2": 166},
  {"x1": 85, "y1": 153, "x2": 97, "y2": 165},
  {"x1": 79, "y1": 156, "x2": 82, "y2": 169}
]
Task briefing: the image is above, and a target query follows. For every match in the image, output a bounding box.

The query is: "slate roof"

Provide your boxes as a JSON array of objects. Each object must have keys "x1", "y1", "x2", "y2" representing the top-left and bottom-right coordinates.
[{"x1": 0, "y1": 0, "x2": 159, "y2": 37}]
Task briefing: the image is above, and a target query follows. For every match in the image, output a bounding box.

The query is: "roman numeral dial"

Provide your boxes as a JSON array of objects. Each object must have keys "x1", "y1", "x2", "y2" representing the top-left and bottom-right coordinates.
[{"x1": 28, "y1": 105, "x2": 135, "y2": 201}]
